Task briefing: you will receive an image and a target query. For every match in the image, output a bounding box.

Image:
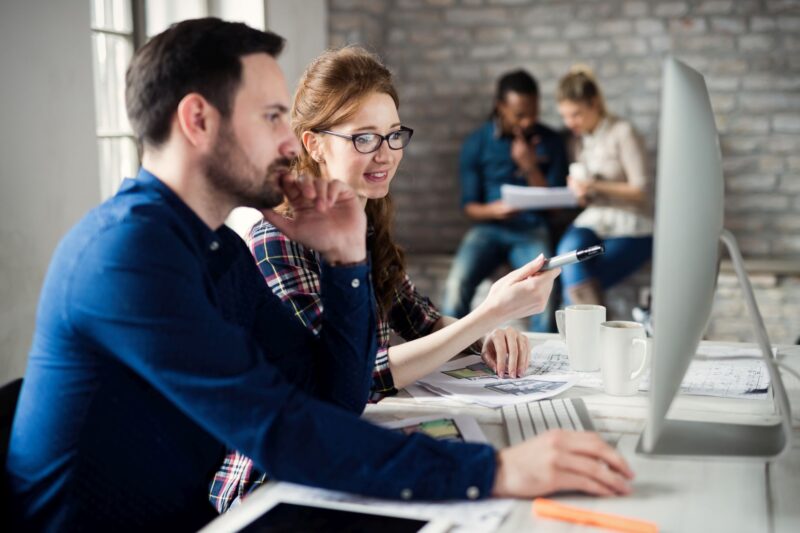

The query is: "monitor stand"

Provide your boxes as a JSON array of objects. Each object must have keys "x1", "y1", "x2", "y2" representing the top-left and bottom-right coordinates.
[{"x1": 636, "y1": 229, "x2": 793, "y2": 460}]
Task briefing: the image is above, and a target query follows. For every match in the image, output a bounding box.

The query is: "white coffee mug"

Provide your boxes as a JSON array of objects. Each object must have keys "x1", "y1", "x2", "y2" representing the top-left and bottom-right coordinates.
[
  {"x1": 569, "y1": 162, "x2": 590, "y2": 182},
  {"x1": 600, "y1": 321, "x2": 650, "y2": 396},
  {"x1": 555, "y1": 304, "x2": 606, "y2": 371}
]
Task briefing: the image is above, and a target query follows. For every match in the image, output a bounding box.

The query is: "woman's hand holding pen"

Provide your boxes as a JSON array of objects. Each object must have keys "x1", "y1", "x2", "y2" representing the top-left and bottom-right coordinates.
[{"x1": 477, "y1": 254, "x2": 560, "y2": 323}]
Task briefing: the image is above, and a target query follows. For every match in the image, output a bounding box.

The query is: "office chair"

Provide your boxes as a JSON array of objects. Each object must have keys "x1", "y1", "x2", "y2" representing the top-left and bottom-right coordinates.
[{"x1": 0, "y1": 377, "x2": 22, "y2": 526}]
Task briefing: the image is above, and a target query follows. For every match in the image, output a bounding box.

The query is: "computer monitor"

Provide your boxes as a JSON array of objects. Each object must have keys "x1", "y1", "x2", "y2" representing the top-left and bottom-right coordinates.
[{"x1": 636, "y1": 57, "x2": 792, "y2": 459}]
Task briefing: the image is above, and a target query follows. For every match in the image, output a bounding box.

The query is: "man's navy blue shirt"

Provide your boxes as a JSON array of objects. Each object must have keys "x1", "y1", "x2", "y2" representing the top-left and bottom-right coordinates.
[
  {"x1": 7, "y1": 169, "x2": 495, "y2": 531},
  {"x1": 460, "y1": 120, "x2": 568, "y2": 230}
]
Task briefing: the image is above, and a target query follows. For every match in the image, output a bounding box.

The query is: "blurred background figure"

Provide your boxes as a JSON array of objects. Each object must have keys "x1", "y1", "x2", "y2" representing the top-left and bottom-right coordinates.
[{"x1": 555, "y1": 66, "x2": 654, "y2": 307}]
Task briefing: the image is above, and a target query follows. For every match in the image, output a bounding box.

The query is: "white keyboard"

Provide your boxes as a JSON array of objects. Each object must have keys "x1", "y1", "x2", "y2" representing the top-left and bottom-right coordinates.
[{"x1": 502, "y1": 398, "x2": 595, "y2": 446}]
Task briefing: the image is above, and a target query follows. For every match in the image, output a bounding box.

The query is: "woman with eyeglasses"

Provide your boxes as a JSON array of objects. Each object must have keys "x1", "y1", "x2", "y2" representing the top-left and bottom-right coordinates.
[{"x1": 208, "y1": 47, "x2": 561, "y2": 512}]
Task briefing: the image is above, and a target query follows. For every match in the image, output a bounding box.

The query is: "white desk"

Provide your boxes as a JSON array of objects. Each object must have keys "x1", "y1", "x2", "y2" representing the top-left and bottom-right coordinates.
[{"x1": 206, "y1": 335, "x2": 800, "y2": 532}]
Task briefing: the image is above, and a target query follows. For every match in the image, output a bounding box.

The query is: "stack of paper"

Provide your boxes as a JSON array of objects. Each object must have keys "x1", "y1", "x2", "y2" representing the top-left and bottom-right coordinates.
[
  {"x1": 529, "y1": 340, "x2": 773, "y2": 399},
  {"x1": 500, "y1": 184, "x2": 578, "y2": 210},
  {"x1": 413, "y1": 355, "x2": 577, "y2": 408}
]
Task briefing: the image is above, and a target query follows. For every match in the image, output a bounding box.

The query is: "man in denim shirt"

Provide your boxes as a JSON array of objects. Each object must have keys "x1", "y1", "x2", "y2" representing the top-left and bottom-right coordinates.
[
  {"x1": 6, "y1": 21, "x2": 632, "y2": 531},
  {"x1": 443, "y1": 70, "x2": 568, "y2": 332}
]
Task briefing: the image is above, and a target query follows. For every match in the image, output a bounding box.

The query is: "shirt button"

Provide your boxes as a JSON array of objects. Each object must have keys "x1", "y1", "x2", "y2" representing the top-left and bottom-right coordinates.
[
  {"x1": 351, "y1": 278, "x2": 360, "y2": 288},
  {"x1": 400, "y1": 488, "x2": 412, "y2": 500},
  {"x1": 466, "y1": 486, "x2": 480, "y2": 500},
  {"x1": 209, "y1": 241, "x2": 220, "y2": 251}
]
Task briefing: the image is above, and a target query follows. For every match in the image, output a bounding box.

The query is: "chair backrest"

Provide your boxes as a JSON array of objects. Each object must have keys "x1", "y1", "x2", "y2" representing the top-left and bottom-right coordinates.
[
  {"x1": 0, "y1": 377, "x2": 22, "y2": 527},
  {"x1": 0, "y1": 378, "x2": 22, "y2": 464}
]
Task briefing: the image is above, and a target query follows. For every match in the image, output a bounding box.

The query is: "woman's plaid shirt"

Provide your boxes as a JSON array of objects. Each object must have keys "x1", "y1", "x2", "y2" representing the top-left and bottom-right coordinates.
[{"x1": 208, "y1": 219, "x2": 442, "y2": 513}]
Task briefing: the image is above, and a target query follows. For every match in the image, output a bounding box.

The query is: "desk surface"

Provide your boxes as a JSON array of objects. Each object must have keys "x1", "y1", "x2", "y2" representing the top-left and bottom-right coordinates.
[{"x1": 208, "y1": 335, "x2": 800, "y2": 533}]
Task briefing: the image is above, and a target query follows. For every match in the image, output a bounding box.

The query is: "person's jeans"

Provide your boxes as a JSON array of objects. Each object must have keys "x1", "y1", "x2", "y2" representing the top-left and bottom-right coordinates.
[
  {"x1": 556, "y1": 226, "x2": 653, "y2": 305},
  {"x1": 443, "y1": 224, "x2": 553, "y2": 332}
]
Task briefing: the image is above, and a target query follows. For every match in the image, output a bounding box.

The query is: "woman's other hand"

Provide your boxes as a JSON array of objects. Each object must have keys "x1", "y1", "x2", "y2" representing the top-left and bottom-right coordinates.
[{"x1": 480, "y1": 327, "x2": 531, "y2": 378}]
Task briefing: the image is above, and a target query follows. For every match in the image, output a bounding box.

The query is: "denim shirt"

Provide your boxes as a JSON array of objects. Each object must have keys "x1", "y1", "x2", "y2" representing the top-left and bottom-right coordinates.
[
  {"x1": 7, "y1": 168, "x2": 496, "y2": 531},
  {"x1": 460, "y1": 120, "x2": 568, "y2": 230}
]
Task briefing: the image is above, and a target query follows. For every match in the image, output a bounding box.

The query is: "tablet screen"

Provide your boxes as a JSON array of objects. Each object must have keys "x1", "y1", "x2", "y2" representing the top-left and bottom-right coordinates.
[{"x1": 239, "y1": 502, "x2": 429, "y2": 532}]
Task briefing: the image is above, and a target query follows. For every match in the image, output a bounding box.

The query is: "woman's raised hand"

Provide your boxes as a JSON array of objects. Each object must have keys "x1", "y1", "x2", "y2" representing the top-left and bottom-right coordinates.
[{"x1": 479, "y1": 254, "x2": 560, "y2": 323}]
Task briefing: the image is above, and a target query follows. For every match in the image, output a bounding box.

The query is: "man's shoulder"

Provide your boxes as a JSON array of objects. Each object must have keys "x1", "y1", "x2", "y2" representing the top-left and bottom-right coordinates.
[{"x1": 60, "y1": 195, "x2": 193, "y2": 273}]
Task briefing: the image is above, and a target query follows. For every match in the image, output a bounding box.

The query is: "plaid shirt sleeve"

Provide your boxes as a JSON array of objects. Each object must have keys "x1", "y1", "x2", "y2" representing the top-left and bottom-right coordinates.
[
  {"x1": 248, "y1": 219, "x2": 325, "y2": 333},
  {"x1": 387, "y1": 274, "x2": 442, "y2": 341},
  {"x1": 368, "y1": 275, "x2": 443, "y2": 402}
]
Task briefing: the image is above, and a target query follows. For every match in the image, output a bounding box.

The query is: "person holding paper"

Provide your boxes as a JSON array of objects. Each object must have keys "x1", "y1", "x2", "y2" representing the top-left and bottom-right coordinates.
[
  {"x1": 442, "y1": 70, "x2": 568, "y2": 332},
  {"x1": 555, "y1": 66, "x2": 654, "y2": 306},
  {"x1": 210, "y1": 47, "x2": 563, "y2": 512}
]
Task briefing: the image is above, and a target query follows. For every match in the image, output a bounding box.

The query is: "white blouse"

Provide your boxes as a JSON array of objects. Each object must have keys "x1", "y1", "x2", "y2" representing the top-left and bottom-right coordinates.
[{"x1": 568, "y1": 115, "x2": 654, "y2": 238}]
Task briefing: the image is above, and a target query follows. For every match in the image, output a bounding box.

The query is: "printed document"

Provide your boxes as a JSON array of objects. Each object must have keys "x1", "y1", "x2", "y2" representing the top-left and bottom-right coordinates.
[
  {"x1": 529, "y1": 340, "x2": 772, "y2": 399},
  {"x1": 415, "y1": 355, "x2": 577, "y2": 408},
  {"x1": 500, "y1": 184, "x2": 578, "y2": 209}
]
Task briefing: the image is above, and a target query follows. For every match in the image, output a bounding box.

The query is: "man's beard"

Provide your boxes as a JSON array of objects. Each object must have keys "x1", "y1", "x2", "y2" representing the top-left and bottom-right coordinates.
[{"x1": 203, "y1": 123, "x2": 291, "y2": 210}]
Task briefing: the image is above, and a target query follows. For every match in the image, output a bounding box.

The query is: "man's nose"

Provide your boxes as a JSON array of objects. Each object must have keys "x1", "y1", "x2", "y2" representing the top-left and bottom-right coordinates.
[{"x1": 280, "y1": 134, "x2": 301, "y2": 160}]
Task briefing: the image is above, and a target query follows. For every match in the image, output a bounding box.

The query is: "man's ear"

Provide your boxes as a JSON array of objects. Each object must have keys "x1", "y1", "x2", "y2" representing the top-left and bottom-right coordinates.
[{"x1": 175, "y1": 93, "x2": 219, "y2": 150}]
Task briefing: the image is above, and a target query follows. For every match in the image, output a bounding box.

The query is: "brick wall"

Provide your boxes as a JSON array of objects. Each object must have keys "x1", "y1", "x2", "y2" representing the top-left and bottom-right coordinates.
[
  {"x1": 329, "y1": 0, "x2": 800, "y2": 257},
  {"x1": 327, "y1": 0, "x2": 800, "y2": 344}
]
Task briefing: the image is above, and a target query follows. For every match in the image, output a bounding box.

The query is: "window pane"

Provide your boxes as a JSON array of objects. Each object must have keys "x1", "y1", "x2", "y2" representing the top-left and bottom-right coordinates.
[
  {"x1": 91, "y1": 0, "x2": 133, "y2": 33},
  {"x1": 92, "y1": 33, "x2": 134, "y2": 135},
  {"x1": 146, "y1": 0, "x2": 207, "y2": 37},
  {"x1": 98, "y1": 137, "x2": 139, "y2": 200},
  {"x1": 215, "y1": 0, "x2": 265, "y2": 30}
]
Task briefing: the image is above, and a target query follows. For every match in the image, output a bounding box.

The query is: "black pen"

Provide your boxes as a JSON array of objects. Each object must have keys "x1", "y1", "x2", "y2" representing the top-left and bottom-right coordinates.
[{"x1": 541, "y1": 244, "x2": 605, "y2": 271}]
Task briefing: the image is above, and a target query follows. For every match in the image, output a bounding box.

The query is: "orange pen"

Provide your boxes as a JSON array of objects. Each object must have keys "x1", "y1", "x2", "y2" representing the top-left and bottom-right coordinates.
[{"x1": 532, "y1": 498, "x2": 659, "y2": 533}]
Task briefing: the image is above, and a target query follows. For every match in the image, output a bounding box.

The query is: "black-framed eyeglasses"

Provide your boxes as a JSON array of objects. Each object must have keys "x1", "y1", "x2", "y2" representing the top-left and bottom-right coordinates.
[{"x1": 314, "y1": 126, "x2": 414, "y2": 154}]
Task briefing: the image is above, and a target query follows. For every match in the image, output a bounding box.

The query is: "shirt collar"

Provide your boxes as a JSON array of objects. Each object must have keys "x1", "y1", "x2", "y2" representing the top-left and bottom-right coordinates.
[
  {"x1": 130, "y1": 167, "x2": 221, "y2": 254},
  {"x1": 584, "y1": 115, "x2": 611, "y2": 141}
]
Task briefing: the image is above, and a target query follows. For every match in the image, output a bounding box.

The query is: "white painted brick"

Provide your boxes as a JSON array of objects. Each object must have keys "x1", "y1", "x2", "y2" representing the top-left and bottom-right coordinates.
[
  {"x1": 726, "y1": 174, "x2": 778, "y2": 191},
  {"x1": 739, "y1": 34, "x2": 776, "y2": 52},
  {"x1": 774, "y1": 236, "x2": 800, "y2": 255},
  {"x1": 596, "y1": 20, "x2": 634, "y2": 36},
  {"x1": 613, "y1": 36, "x2": 649, "y2": 55},
  {"x1": 528, "y1": 26, "x2": 559, "y2": 39},
  {"x1": 536, "y1": 41, "x2": 571, "y2": 58},
  {"x1": 757, "y1": 156, "x2": 785, "y2": 173},
  {"x1": 679, "y1": 34, "x2": 735, "y2": 51},
  {"x1": 623, "y1": 1, "x2": 648, "y2": 17},
  {"x1": 668, "y1": 16, "x2": 707, "y2": 33},
  {"x1": 468, "y1": 44, "x2": 507, "y2": 59},
  {"x1": 726, "y1": 194, "x2": 792, "y2": 212},
  {"x1": 575, "y1": 39, "x2": 613, "y2": 56},
  {"x1": 773, "y1": 114, "x2": 800, "y2": 133},
  {"x1": 564, "y1": 21, "x2": 594, "y2": 39},
  {"x1": 445, "y1": 8, "x2": 507, "y2": 25},
  {"x1": 778, "y1": 17, "x2": 800, "y2": 31},
  {"x1": 696, "y1": 0, "x2": 735, "y2": 14},
  {"x1": 750, "y1": 16, "x2": 778, "y2": 31},
  {"x1": 475, "y1": 27, "x2": 515, "y2": 42},
  {"x1": 740, "y1": 93, "x2": 800, "y2": 111},
  {"x1": 723, "y1": 115, "x2": 769, "y2": 134},
  {"x1": 710, "y1": 16, "x2": 747, "y2": 33},
  {"x1": 654, "y1": 1, "x2": 689, "y2": 17},
  {"x1": 650, "y1": 35, "x2": 673, "y2": 52},
  {"x1": 635, "y1": 18, "x2": 665, "y2": 35},
  {"x1": 778, "y1": 177, "x2": 800, "y2": 193}
]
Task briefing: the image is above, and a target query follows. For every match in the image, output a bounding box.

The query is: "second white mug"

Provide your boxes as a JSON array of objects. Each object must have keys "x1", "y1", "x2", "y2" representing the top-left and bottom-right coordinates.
[{"x1": 600, "y1": 321, "x2": 650, "y2": 396}]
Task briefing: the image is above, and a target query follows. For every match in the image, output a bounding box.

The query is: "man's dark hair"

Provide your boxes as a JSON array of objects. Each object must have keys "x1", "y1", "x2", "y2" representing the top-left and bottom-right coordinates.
[
  {"x1": 495, "y1": 69, "x2": 539, "y2": 102},
  {"x1": 126, "y1": 17, "x2": 284, "y2": 147}
]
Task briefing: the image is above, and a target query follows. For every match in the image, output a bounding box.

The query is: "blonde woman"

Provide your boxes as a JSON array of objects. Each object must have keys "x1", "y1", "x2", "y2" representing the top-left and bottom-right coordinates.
[{"x1": 556, "y1": 66, "x2": 654, "y2": 305}]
